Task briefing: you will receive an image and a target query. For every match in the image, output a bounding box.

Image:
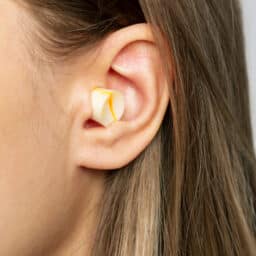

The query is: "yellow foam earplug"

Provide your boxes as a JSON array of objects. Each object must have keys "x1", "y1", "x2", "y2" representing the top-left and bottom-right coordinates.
[{"x1": 91, "y1": 87, "x2": 125, "y2": 127}]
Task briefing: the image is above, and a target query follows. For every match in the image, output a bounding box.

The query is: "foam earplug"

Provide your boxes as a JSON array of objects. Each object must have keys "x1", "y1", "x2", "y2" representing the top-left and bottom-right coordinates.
[{"x1": 91, "y1": 87, "x2": 125, "y2": 127}]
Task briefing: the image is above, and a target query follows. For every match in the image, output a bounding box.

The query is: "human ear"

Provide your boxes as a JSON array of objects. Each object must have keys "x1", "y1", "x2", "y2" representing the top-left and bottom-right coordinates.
[{"x1": 69, "y1": 23, "x2": 171, "y2": 170}]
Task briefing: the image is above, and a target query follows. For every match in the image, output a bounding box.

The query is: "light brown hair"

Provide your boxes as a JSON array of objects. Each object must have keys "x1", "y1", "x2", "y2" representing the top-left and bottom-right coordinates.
[{"x1": 18, "y1": 0, "x2": 256, "y2": 255}]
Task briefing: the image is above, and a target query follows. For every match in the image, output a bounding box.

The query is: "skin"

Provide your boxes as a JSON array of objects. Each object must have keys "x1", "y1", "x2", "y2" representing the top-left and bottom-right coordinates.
[{"x1": 0, "y1": 1, "x2": 170, "y2": 255}]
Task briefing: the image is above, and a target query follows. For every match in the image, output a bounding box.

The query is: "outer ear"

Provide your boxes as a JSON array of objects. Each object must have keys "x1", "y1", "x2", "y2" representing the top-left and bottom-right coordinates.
[{"x1": 70, "y1": 23, "x2": 171, "y2": 170}]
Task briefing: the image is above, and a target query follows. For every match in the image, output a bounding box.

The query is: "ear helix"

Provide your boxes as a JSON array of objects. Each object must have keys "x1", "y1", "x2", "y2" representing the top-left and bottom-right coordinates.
[{"x1": 90, "y1": 87, "x2": 125, "y2": 127}]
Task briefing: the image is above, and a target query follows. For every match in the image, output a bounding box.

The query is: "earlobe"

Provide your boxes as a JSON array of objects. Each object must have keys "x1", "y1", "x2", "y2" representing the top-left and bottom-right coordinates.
[{"x1": 72, "y1": 23, "x2": 170, "y2": 170}]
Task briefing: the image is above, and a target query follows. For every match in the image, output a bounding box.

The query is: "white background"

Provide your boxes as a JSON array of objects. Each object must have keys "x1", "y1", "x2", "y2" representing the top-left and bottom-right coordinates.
[{"x1": 242, "y1": 0, "x2": 256, "y2": 148}]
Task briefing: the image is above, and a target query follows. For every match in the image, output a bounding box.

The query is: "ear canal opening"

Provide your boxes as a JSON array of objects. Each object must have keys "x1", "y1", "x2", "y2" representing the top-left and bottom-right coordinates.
[{"x1": 84, "y1": 119, "x2": 104, "y2": 129}]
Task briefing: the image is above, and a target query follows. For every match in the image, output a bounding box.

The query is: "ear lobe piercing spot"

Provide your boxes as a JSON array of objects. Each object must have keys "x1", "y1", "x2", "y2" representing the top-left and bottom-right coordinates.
[{"x1": 90, "y1": 87, "x2": 125, "y2": 127}]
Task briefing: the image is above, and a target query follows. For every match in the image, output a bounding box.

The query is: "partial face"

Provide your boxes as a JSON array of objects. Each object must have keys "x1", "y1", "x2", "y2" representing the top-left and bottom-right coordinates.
[
  {"x1": 0, "y1": 2, "x2": 102, "y2": 255},
  {"x1": 0, "y1": 0, "x2": 170, "y2": 254}
]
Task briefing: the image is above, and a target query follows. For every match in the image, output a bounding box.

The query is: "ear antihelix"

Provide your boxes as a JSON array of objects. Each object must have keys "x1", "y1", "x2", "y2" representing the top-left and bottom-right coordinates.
[{"x1": 90, "y1": 87, "x2": 125, "y2": 127}]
